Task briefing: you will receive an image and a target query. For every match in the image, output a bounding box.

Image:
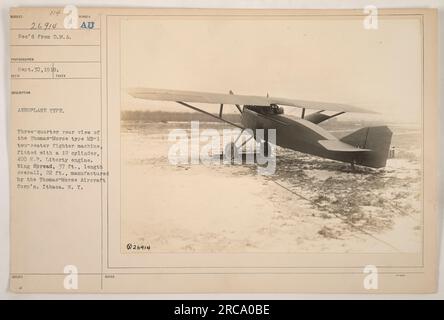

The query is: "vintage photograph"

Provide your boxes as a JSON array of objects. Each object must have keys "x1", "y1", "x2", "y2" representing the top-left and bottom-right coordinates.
[
  {"x1": 7, "y1": 6, "x2": 438, "y2": 294},
  {"x1": 120, "y1": 16, "x2": 422, "y2": 254}
]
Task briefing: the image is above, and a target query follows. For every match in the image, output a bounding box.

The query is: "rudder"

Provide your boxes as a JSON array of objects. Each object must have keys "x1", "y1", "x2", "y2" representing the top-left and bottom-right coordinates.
[{"x1": 340, "y1": 126, "x2": 393, "y2": 168}]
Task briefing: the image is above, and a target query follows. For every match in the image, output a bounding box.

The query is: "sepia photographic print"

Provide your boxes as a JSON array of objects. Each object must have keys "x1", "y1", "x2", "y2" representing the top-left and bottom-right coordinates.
[
  {"x1": 8, "y1": 7, "x2": 438, "y2": 293},
  {"x1": 121, "y1": 15, "x2": 423, "y2": 255}
]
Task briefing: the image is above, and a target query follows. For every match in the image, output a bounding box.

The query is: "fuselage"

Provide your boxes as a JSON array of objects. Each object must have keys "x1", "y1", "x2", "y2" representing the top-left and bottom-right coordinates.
[{"x1": 240, "y1": 105, "x2": 361, "y2": 164}]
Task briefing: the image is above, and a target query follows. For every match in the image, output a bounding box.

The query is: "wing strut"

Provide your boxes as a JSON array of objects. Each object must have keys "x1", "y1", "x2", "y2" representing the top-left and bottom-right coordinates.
[
  {"x1": 229, "y1": 90, "x2": 243, "y2": 114},
  {"x1": 176, "y1": 101, "x2": 244, "y2": 129}
]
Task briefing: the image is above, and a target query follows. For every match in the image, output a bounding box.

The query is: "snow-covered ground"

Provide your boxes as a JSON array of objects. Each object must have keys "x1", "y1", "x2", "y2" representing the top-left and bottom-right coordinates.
[{"x1": 120, "y1": 121, "x2": 422, "y2": 254}]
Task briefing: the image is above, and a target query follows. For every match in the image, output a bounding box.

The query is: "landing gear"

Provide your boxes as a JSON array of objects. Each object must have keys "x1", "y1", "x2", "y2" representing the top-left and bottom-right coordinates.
[
  {"x1": 259, "y1": 141, "x2": 272, "y2": 157},
  {"x1": 223, "y1": 128, "x2": 254, "y2": 162},
  {"x1": 223, "y1": 128, "x2": 272, "y2": 162},
  {"x1": 223, "y1": 129, "x2": 244, "y2": 161},
  {"x1": 350, "y1": 161, "x2": 356, "y2": 171},
  {"x1": 259, "y1": 129, "x2": 270, "y2": 157},
  {"x1": 224, "y1": 142, "x2": 239, "y2": 161}
]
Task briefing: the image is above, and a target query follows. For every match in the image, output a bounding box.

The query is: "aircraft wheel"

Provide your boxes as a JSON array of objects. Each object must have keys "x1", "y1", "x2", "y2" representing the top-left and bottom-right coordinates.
[
  {"x1": 259, "y1": 140, "x2": 271, "y2": 157},
  {"x1": 224, "y1": 142, "x2": 239, "y2": 161}
]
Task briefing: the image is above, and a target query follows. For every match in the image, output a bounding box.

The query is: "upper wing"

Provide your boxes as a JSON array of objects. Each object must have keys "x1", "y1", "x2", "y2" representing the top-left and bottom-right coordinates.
[
  {"x1": 268, "y1": 97, "x2": 373, "y2": 114},
  {"x1": 128, "y1": 88, "x2": 270, "y2": 107},
  {"x1": 128, "y1": 88, "x2": 374, "y2": 114}
]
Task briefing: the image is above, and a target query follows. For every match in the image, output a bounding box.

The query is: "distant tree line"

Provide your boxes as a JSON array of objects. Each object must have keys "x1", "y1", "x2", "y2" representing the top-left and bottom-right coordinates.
[
  {"x1": 121, "y1": 110, "x2": 387, "y2": 130},
  {"x1": 121, "y1": 110, "x2": 241, "y2": 123}
]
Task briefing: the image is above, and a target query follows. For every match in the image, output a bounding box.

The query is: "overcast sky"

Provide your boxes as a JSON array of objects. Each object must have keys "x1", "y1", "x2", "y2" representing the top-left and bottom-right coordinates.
[{"x1": 121, "y1": 15, "x2": 422, "y2": 124}]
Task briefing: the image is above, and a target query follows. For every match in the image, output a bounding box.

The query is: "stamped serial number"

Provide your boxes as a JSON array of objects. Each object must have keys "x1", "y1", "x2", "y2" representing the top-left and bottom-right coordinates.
[{"x1": 126, "y1": 243, "x2": 151, "y2": 251}]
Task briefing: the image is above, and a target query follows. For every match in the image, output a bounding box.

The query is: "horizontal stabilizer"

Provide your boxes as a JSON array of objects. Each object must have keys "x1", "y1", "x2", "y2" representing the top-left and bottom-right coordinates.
[{"x1": 319, "y1": 140, "x2": 370, "y2": 152}]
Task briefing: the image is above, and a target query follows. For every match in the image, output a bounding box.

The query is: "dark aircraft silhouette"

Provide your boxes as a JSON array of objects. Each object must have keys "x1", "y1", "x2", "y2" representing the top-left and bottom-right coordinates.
[{"x1": 128, "y1": 88, "x2": 392, "y2": 169}]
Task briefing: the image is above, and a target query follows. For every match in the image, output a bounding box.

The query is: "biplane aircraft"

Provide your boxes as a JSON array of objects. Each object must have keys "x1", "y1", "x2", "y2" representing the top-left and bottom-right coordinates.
[{"x1": 128, "y1": 88, "x2": 393, "y2": 169}]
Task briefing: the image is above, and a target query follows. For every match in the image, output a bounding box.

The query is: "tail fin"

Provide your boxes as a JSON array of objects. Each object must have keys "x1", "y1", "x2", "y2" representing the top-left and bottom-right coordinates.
[{"x1": 340, "y1": 126, "x2": 393, "y2": 168}]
